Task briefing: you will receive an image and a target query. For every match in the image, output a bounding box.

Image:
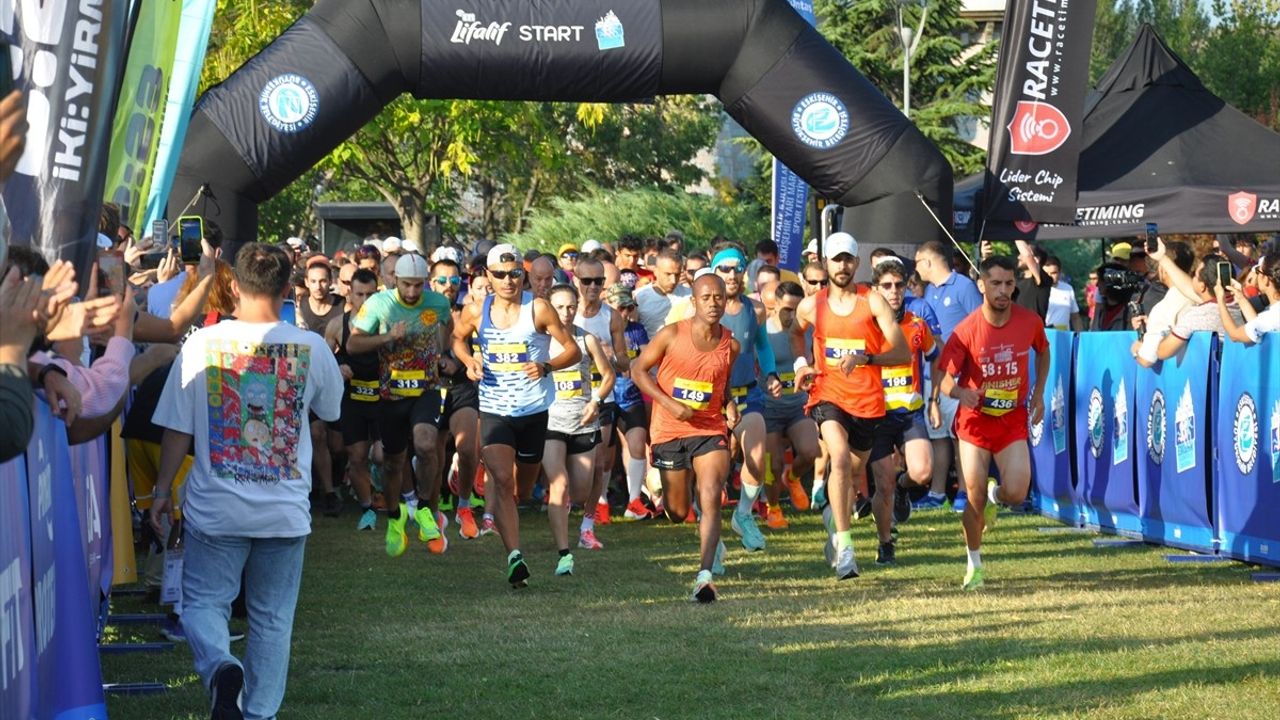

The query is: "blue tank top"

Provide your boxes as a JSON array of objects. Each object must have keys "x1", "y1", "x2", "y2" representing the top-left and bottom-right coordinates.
[
  {"x1": 477, "y1": 292, "x2": 553, "y2": 417},
  {"x1": 614, "y1": 320, "x2": 649, "y2": 409},
  {"x1": 722, "y1": 299, "x2": 760, "y2": 388},
  {"x1": 764, "y1": 317, "x2": 806, "y2": 409}
]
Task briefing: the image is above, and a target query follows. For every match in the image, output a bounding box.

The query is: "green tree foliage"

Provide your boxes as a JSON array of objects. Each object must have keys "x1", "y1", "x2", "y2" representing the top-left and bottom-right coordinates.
[{"x1": 506, "y1": 187, "x2": 768, "y2": 254}]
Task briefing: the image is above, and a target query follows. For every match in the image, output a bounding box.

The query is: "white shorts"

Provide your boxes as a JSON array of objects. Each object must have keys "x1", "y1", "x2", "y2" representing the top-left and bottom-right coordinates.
[{"x1": 924, "y1": 377, "x2": 958, "y2": 440}]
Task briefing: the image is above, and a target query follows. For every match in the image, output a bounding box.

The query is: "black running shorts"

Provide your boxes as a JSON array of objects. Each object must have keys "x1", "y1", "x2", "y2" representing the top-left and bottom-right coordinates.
[
  {"x1": 809, "y1": 401, "x2": 880, "y2": 453},
  {"x1": 480, "y1": 411, "x2": 549, "y2": 464}
]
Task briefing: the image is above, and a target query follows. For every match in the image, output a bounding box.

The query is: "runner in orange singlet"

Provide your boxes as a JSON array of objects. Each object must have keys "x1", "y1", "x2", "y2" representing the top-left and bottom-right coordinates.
[
  {"x1": 631, "y1": 273, "x2": 741, "y2": 603},
  {"x1": 935, "y1": 255, "x2": 1049, "y2": 591},
  {"x1": 792, "y1": 233, "x2": 908, "y2": 580}
]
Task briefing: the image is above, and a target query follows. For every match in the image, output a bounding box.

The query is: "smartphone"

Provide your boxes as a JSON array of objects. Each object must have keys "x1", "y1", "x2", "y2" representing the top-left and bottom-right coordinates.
[
  {"x1": 178, "y1": 216, "x2": 203, "y2": 263},
  {"x1": 137, "y1": 252, "x2": 164, "y2": 270},
  {"x1": 0, "y1": 42, "x2": 13, "y2": 99},
  {"x1": 150, "y1": 219, "x2": 168, "y2": 246},
  {"x1": 1145, "y1": 222, "x2": 1158, "y2": 253},
  {"x1": 98, "y1": 250, "x2": 125, "y2": 297},
  {"x1": 1217, "y1": 261, "x2": 1233, "y2": 288}
]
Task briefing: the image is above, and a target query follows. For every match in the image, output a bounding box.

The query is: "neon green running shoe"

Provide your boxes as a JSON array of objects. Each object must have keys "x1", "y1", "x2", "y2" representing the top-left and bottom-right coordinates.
[
  {"x1": 415, "y1": 505, "x2": 441, "y2": 543},
  {"x1": 555, "y1": 553, "x2": 575, "y2": 576},
  {"x1": 962, "y1": 565, "x2": 985, "y2": 591},
  {"x1": 508, "y1": 551, "x2": 530, "y2": 588},
  {"x1": 984, "y1": 478, "x2": 999, "y2": 530},
  {"x1": 385, "y1": 504, "x2": 408, "y2": 557}
]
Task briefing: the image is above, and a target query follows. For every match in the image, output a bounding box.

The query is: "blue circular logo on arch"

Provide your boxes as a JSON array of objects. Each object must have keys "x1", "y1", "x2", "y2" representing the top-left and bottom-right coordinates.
[
  {"x1": 259, "y1": 74, "x2": 319, "y2": 133},
  {"x1": 791, "y1": 92, "x2": 849, "y2": 150}
]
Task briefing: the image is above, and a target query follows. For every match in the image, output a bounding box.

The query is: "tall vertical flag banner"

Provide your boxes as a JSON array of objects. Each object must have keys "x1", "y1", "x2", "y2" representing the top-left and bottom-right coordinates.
[
  {"x1": 143, "y1": 0, "x2": 217, "y2": 230},
  {"x1": 983, "y1": 0, "x2": 1097, "y2": 226},
  {"x1": 770, "y1": 0, "x2": 818, "y2": 272},
  {"x1": 104, "y1": 0, "x2": 184, "y2": 232},
  {"x1": 0, "y1": 0, "x2": 131, "y2": 272}
]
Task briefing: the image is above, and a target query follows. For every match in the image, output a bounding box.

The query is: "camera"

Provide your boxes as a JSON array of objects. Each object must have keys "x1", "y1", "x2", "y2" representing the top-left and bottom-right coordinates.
[{"x1": 1099, "y1": 266, "x2": 1145, "y2": 295}]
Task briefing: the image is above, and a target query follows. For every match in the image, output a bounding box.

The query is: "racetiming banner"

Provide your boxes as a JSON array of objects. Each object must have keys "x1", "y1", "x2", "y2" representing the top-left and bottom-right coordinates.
[
  {"x1": 1028, "y1": 329, "x2": 1078, "y2": 524},
  {"x1": 0, "y1": 0, "x2": 131, "y2": 273},
  {"x1": 983, "y1": 0, "x2": 1097, "y2": 225},
  {"x1": 1215, "y1": 334, "x2": 1280, "y2": 565},
  {"x1": 770, "y1": 0, "x2": 818, "y2": 272},
  {"x1": 104, "y1": 0, "x2": 184, "y2": 232},
  {"x1": 1072, "y1": 332, "x2": 1141, "y2": 536}
]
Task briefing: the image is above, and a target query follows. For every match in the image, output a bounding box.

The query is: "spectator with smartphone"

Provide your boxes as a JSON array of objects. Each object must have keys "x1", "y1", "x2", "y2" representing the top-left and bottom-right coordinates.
[
  {"x1": 1216, "y1": 252, "x2": 1279, "y2": 344},
  {"x1": 1147, "y1": 240, "x2": 1245, "y2": 360},
  {"x1": 1132, "y1": 240, "x2": 1194, "y2": 367}
]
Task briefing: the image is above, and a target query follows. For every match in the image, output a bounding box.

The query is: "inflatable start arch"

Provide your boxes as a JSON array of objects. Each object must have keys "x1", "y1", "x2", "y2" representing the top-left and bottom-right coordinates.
[{"x1": 173, "y1": 0, "x2": 951, "y2": 244}]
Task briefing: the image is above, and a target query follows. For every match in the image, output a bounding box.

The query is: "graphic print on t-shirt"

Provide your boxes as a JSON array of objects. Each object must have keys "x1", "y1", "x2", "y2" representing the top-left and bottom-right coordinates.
[{"x1": 206, "y1": 341, "x2": 309, "y2": 484}]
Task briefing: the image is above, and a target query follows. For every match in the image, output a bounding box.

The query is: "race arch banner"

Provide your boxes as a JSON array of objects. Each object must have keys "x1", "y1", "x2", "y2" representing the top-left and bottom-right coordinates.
[
  {"x1": 1135, "y1": 333, "x2": 1216, "y2": 553},
  {"x1": 1214, "y1": 334, "x2": 1280, "y2": 566},
  {"x1": 1072, "y1": 332, "x2": 1141, "y2": 536},
  {"x1": 1028, "y1": 329, "x2": 1079, "y2": 524}
]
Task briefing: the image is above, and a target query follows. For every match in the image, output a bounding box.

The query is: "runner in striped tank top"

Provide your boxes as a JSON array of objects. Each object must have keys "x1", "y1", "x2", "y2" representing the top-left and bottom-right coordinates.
[
  {"x1": 453, "y1": 245, "x2": 582, "y2": 589},
  {"x1": 632, "y1": 273, "x2": 741, "y2": 603}
]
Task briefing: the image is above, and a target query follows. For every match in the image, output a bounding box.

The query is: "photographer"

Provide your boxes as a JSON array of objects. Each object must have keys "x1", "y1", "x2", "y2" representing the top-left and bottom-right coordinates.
[{"x1": 1089, "y1": 262, "x2": 1145, "y2": 331}]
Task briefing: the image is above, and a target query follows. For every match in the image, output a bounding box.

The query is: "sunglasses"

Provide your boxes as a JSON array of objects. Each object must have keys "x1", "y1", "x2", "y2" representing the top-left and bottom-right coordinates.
[
  {"x1": 878, "y1": 281, "x2": 906, "y2": 290},
  {"x1": 433, "y1": 276, "x2": 461, "y2": 286},
  {"x1": 804, "y1": 277, "x2": 829, "y2": 287},
  {"x1": 716, "y1": 264, "x2": 744, "y2": 274},
  {"x1": 489, "y1": 269, "x2": 524, "y2": 280},
  {"x1": 578, "y1": 276, "x2": 605, "y2": 286},
  {"x1": 561, "y1": 252, "x2": 578, "y2": 259}
]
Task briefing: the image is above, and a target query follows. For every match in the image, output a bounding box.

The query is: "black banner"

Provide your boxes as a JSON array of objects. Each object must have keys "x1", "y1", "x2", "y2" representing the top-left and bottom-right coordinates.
[
  {"x1": 1, "y1": 0, "x2": 130, "y2": 272},
  {"x1": 984, "y1": 0, "x2": 1097, "y2": 225},
  {"x1": 419, "y1": 0, "x2": 661, "y2": 101}
]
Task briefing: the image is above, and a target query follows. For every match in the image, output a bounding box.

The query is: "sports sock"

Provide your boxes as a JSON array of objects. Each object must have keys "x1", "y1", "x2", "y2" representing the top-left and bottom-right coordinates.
[
  {"x1": 456, "y1": 495, "x2": 470, "y2": 509},
  {"x1": 580, "y1": 515, "x2": 595, "y2": 533},
  {"x1": 928, "y1": 491, "x2": 945, "y2": 500},
  {"x1": 988, "y1": 480, "x2": 1000, "y2": 505},
  {"x1": 967, "y1": 548, "x2": 982, "y2": 572},
  {"x1": 736, "y1": 481, "x2": 761, "y2": 517},
  {"x1": 836, "y1": 530, "x2": 853, "y2": 551},
  {"x1": 559, "y1": 548, "x2": 570, "y2": 557},
  {"x1": 625, "y1": 457, "x2": 647, "y2": 501}
]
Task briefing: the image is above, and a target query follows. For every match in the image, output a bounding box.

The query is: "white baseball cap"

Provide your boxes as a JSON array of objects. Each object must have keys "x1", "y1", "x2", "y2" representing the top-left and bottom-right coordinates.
[
  {"x1": 486, "y1": 243, "x2": 521, "y2": 267},
  {"x1": 96, "y1": 233, "x2": 113, "y2": 250},
  {"x1": 432, "y1": 245, "x2": 462, "y2": 264},
  {"x1": 822, "y1": 232, "x2": 859, "y2": 260},
  {"x1": 364, "y1": 238, "x2": 384, "y2": 252},
  {"x1": 394, "y1": 253, "x2": 429, "y2": 279},
  {"x1": 805, "y1": 239, "x2": 818, "y2": 256},
  {"x1": 382, "y1": 237, "x2": 403, "y2": 254},
  {"x1": 582, "y1": 239, "x2": 602, "y2": 254},
  {"x1": 285, "y1": 236, "x2": 305, "y2": 249},
  {"x1": 401, "y1": 238, "x2": 422, "y2": 255}
]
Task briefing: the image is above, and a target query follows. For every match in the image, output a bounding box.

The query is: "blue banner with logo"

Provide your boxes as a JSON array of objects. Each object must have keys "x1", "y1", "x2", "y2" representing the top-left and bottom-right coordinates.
[
  {"x1": 0, "y1": 455, "x2": 35, "y2": 719},
  {"x1": 23, "y1": 402, "x2": 107, "y2": 720},
  {"x1": 1028, "y1": 330, "x2": 1079, "y2": 524},
  {"x1": 768, "y1": 0, "x2": 818, "y2": 273},
  {"x1": 1072, "y1": 332, "x2": 1142, "y2": 536},
  {"x1": 69, "y1": 439, "x2": 109, "y2": 607},
  {"x1": 1214, "y1": 334, "x2": 1280, "y2": 565},
  {"x1": 1136, "y1": 333, "x2": 1216, "y2": 552}
]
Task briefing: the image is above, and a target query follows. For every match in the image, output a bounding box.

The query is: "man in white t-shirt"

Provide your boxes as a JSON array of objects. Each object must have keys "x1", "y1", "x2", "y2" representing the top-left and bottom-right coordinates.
[
  {"x1": 150, "y1": 243, "x2": 343, "y2": 720},
  {"x1": 634, "y1": 249, "x2": 690, "y2": 339},
  {"x1": 1042, "y1": 256, "x2": 1082, "y2": 330}
]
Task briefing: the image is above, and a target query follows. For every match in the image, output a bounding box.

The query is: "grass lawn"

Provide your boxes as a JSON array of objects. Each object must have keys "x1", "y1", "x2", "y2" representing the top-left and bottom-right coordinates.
[{"x1": 103, "y1": 505, "x2": 1280, "y2": 719}]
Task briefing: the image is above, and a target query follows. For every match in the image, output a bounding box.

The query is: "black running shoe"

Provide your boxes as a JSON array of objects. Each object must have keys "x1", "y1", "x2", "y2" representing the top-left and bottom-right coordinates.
[
  {"x1": 875, "y1": 541, "x2": 896, "y2": 566},
  {"x1": 854, "y1": 496, "x2": 873, "y2": 520},
  {"x1": 210, "y1": 663, "x2": 244, "y2": 720},
  {"x1": 893, "y1": 485, "x2": 912, "y2": 524},
  {"x1": 507, "y1": 552, "x2": 530, "y2": 588}
]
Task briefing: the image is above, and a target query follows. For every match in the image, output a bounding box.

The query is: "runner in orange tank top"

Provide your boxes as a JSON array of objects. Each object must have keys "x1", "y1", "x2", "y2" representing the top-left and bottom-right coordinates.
[
  {"x1": 632, "y1": 273, "x2": 741, "y2": 603},
  {"x1": 791, "y1": 233, "x2": 908, "y2": 581}
]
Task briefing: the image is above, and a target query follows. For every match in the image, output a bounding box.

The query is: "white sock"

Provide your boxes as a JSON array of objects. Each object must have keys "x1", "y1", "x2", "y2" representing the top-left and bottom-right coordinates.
[
  {"x1": 967, "y1": 549, "x2": 982, "y2": 572},
  {"x1": 988, "y1": 480, "x2": 1000, "y2": 505},
  {"x1": 598, "y1": 487, "x2": 609, "y2": 505},
  {"x1": 737, "y1": 481, "x2": 761, "y2": 517},
  {"x1": 812, "y1": 476, "x2": 826, "y2": 496},
  {"x1": 580, "y1": 515, "x2": 595, "y2": 533},
  {"x1": 626, "y1": 457, "x2": 647, "y2": 501},
  {"x1": 928, "y1": 490, "x2": 945, "y2": 499}
]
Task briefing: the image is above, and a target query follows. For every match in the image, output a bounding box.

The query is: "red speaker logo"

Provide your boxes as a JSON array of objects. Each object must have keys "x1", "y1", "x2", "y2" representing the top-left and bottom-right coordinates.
[
  {"x1": 1007, "y1": 101, "x2": 1071, "y2": 156},
  {"x1": 1227, "y1": 191, "x2": 1257, "y2": 226}
]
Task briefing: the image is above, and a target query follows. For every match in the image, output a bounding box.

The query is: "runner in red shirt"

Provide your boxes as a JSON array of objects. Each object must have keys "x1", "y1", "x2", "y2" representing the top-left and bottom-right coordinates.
[
  {"x1": 935, "y1": 255, "x2": 1049, "y2": 591},
  {"x1": 632, "y1": 272, "x2": 741, "y2": 603}
]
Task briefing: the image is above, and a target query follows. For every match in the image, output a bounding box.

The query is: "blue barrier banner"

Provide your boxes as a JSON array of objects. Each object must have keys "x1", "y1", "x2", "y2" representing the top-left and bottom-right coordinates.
[
  {"x1": 1029, "y1": 330, "x2": 1079, "y2": 524},
  {"x1": 1215, "y1": 334, "x2": 1280, "y2": 564},
  {"x1": 1137, "y1": 332, "x2": 1217, "y2": 552},
  {"x1": 1073, "y1": 332, "x2": 1142, "y2": 535},
  {"x1": 69, "y1": 439, "x2": 108, "y2": 614},
  {"x1": 25, "y1": 403, "x2": 107, "y2": 720},
  {"x1": 768, "y1": 0, "x2": 817, "y2": 273},
  {"x1": 0, "y1": 455, "x2": 35, "y2": 719}
]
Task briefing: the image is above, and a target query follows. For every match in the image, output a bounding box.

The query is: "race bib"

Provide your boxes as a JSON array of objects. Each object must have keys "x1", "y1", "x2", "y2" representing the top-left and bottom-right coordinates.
[
  {"x1": 484, "y1": 342, "x2": 529, "y2": 372},
  {"x1": 981, "y1": 387, "x2": 1018, "y2": 416},
  {"x1": 553, "y1": 369, "x2": 585, "y2": 401},
  {"x1": 824, "y1": 338, "x2": 865, "y2": 367},
  {"x1": 672, "y1": 377, "x2": 713, "y2": 410},
  {"x1": 349, "y1": 378, "x2": 379, "y2": 402},
  {"x1": 389, "y1": 368, "x2": 427, "y2": 398},
  {"x1": 778, "y1": 371, "x2": 796, "y2": 395},
  {"x1": 882, "y1": 366, "x2": 920, "y2": 411}
]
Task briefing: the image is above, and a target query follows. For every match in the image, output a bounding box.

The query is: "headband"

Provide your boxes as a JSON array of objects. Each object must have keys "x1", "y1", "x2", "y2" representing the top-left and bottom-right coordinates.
[{"x1": 711, "y1": 248, "x2": 746, "y2": 269}]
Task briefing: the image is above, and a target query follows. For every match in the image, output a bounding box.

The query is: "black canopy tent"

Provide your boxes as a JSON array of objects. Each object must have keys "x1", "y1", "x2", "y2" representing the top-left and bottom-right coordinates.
[{"x1": 955, "y1": 24, "x2": 1280, "y2": 242}]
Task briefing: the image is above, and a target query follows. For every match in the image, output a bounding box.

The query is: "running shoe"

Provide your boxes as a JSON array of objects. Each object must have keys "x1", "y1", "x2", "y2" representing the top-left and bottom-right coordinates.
[
  {"x1": 594, "y1": 501, "x2": 611, "y2": 525},
  {"x1": 456, "y1": 507, "x2": 479, "y2": 540},
  {"x1": 984, "y1": 478, "x2": 1000, "y2": 530},
  {"x1": 356, "y1": 507, "x2": 377, "y2": 531},
  {"x1": 690, "y1": 570, "x2": 717, "y2": 604},
  {"x1": 962, "y1": 565, "x2": 985, "y2": 591},
  {"x1": 712, "y1": 539, "x2": 726, "y2": 576},
  {"x1": 209, "y1": 662, "x2": 244, "y2": 720},
  {"x1": 555, "y1": 553, "x2": 575, "y2": 576},
  {"x1": 952, "y1": 490, "x2": 968, "y2": 513},
  {"x1": 578, "y1": 529, "x2": 604, "y2": 550},
  {"x1": 875, "y1": 541, "x2": 896, "y2": 566},
  {"x1": 386, "y1": 504, "x2": 408, "y2": 557},
  {"x1": 731, "y1": 510, "x2": 766, "y2": 552},
  {"x1": 784, "y1": 469, "x2": 811, "y2": 511},
  {"x1": 893, "y1": 485, "x2": 912, "y2": 524},
  {"x1": 507, "y1": 551, "x2": 530, "y2": 588},
  {"x1": 427, "y1": 511, "x2": 449, "y2": 554},
  {"x1": 811, "y1": 482, "x2": 827, "y2": 510},
  {"x1": 912, "y1": 494, "x2": 945, "y2": 510},
  {"x1": 469, "y1": 491, "x2": 486, "y2": 510},
  {"x1": 415, "y1": 506, "x2": 441, "y2": 543},
  {"x1": 624, "y1": 497, "x2": 653, "y2": 520},
  {"x1": 765, "y1": 504, "x2": 789, "y2": 530},
  {"x1": 479, "y1": 514, "x2": 496, "y2": 536},
  {"x1": 854, "y1": 496, "x2": 873, "y2": 520},
  {"x1": 835, "y1": 545, "x2": 860, "y2": 580},
  {"x1": 160, "y1": 616, "x2": 186, "y2": 643},
  {"x1": 684, "y1": 506, "x2": 697, "y2": 524}
]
